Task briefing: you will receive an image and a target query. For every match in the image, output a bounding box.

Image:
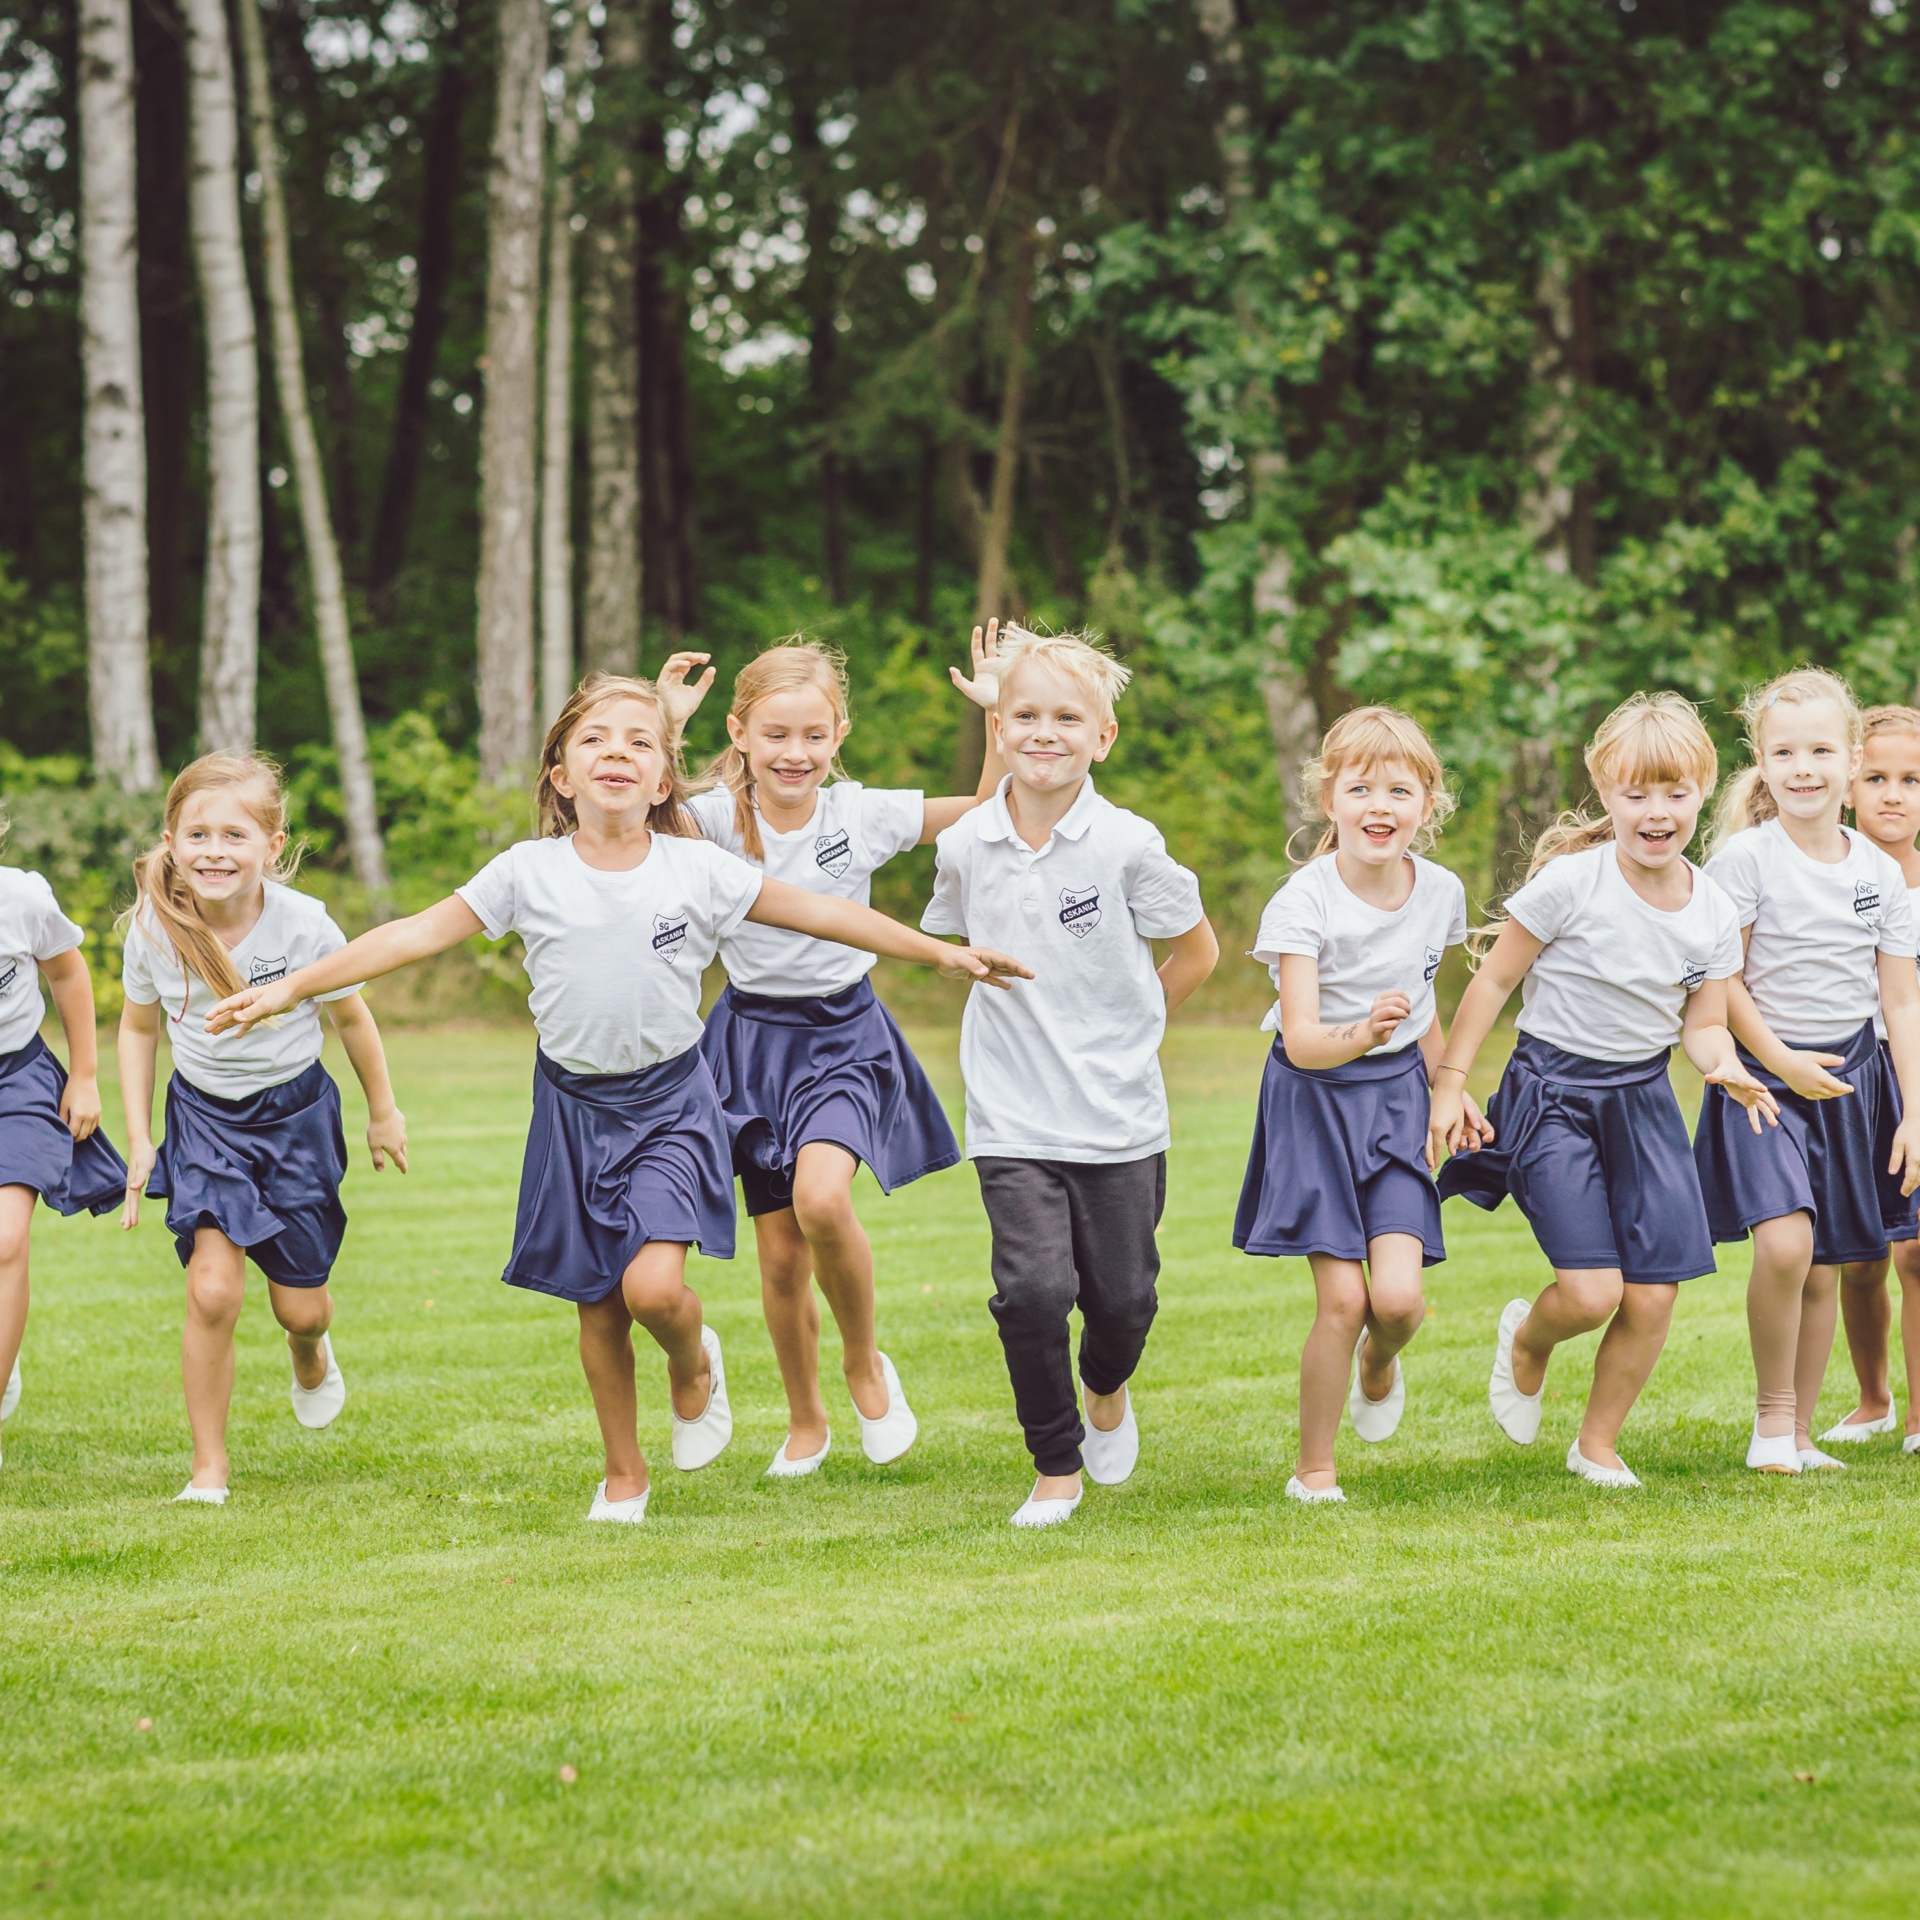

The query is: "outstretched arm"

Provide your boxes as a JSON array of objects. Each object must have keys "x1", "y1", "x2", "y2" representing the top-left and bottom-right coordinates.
[
  {"x1": 747, "y1": 877, "x2": 1032, "y2": 989},
  {"x1": 922, "y1": 620, "x2": 1011, "y2": 839}
]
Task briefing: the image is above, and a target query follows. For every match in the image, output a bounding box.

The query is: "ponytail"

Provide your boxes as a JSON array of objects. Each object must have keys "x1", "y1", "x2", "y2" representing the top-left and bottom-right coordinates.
[{"x1": 697, "y1": 640, "x2": 851, "y2": 860}]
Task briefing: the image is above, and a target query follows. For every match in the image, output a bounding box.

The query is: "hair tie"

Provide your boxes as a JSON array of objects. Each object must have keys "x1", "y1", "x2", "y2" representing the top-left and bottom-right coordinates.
[{"x1": 1763, "y1": 688, "x2": 1781, "y2": 708}]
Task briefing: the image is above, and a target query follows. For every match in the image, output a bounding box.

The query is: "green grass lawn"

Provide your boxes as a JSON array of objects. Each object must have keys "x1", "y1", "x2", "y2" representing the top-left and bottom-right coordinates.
[{"x1": 2, "y1": 1023, "x2": 1916, "y2": 1918}]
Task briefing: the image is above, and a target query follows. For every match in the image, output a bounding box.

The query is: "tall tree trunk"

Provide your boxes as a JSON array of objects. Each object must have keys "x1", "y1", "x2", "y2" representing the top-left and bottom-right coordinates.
[
  {"x1": 80, "y1": 0, "x2": 161, "y2": 791},
  {"x1": 183, "y1": 0, "x2": 259, "y2": 753},
  {"x1": 539, "y1": 9, "x2": 591, "y2": 718},
  {"x1": 368, "y1": 0, "x2": 469, "y2": 617},
  {"x1": 236, "y1": 0, "x2": 389, "y2": 899},
  {"x1": 474, "y1": 0, "x2": 546, "y2": 783},
  {"x1": 580, "y1": 0, "x2": 643, "y2": 674}
]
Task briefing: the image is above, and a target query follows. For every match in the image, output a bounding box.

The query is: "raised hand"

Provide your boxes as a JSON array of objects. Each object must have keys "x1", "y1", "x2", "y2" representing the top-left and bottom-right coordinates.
[
  {"x1": 207, "y1": 976, "x2": 300, "y2": 1036},
  {"x1": 656, "y1": 650, "x2": 717, "y2": 731},
  {"x1": 948, "y1": 618, "x2": 1004, "y2": 711},
  {"x1": 933, "y1": 944, "x2": 1033, "y2": 991}
]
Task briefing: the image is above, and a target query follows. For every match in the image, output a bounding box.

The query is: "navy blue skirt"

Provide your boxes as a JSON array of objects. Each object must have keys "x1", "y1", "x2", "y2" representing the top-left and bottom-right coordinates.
[
  {"x1": 1871, "y1": 1037, "x2": 1918, "y2": 1244},
  {"x1": 699, "y1": 978, "x2": 959, "y2": 1218},
  {"x1": 0, "y1": 1034, "x2": 127, "y2": 1216},
  {"x1": 1233, "y1": 1040, "x2": 1443, "y2": 1265},
  {"x1": 148, "y1": 1061, "x2": 347, "y2": 1286},
  {"x1": 1438, "y1": 1033, "x2": 1715, "y2": 1285},
  {"x1": 505, "y1": 1044, "x2": 738, "y2": 1304},
  {"x1": 1695, "y1": 1019, "x2": 1895, "y2": 1266}
]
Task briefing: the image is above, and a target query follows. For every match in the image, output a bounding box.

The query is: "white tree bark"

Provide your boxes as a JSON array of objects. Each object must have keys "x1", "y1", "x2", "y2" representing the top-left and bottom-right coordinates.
[
  {"x1": 184, "y1": 0, "x2": 260, "y2": 753},
  {"x1": 236, "y1": 0, "x2": 390, "y2": 899},
  {"x1": 475, "y1": 0, "x2": 548, "y2": 782},
  {"x1": 538, "y1": 10, "x2": 591, "y2": 722},
  {"x1": 78, "y1": 0, "x2": 160, "y2": 792}
]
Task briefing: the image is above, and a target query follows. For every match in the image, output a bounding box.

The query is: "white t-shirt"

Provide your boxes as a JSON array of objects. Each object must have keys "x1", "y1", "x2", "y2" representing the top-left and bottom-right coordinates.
[
  {"x1": 1706, "y1": 819, "x2": 1915, "y2": 1046},
  {"x1": 1875, "y1": 883, "x2": 1920, "y2": 1038},
  {"x1": 1505, "y1": 844, "x2": 1744, "y2": 1061},
  {"x1": 684, "y1": 781, "x2": 924, "y2": 998},
  {"x1": 0, "y1": 868, "x2": 84, "y2": 1056},
  {"x1": 121, "y1": 881, "x2": 359, "y2": 1097},
  {"x1": 457, "y1": 832, "x2": 764, "y2": 1074},
  {"x1": 1252, "y1": 853, "x2": 1467, "y2": 1055},
  {"x1": 922, "y1": 776, "x2": 1205, "y2": 1162}
]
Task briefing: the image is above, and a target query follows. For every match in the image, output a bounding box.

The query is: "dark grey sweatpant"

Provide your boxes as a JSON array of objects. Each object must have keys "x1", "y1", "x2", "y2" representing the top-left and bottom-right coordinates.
[{"x1": 975, "y1": 1152, "x2": 1166, "y2": 1476}]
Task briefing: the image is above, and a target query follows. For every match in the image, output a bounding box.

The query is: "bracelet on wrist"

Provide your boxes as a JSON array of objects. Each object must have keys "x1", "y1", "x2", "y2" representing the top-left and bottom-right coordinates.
[{"x1": 1433, "y1": 1063, "x2": 1468, "y2": 1079}]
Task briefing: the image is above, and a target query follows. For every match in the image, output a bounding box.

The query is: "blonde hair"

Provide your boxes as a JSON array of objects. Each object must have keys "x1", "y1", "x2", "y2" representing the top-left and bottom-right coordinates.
[
  {"x1": 536, "y1": 672, "x2": 695, "y2": 840},
  {"x1": 1863, "y1": 703, "x2": 1920, "y2": 743},
  {"x1": 993, "y1": 626, "x2": 1132, "y2": 725},
  {"x1": 1524, "y1": 691, "x2": 1720, "y2": 878},
  {"x1": 1710, "y1": 665, "x2": 1863, "y2": 854},
  {"x1": 128, "y1": 752, "x2": 301, "y2": 1000},
  {"x1": 1295, "y1": 706, "x2": 1455, "y2": 860},
  {"x1": 698, "y1": 641, "x2": 850, "y2": 861}
]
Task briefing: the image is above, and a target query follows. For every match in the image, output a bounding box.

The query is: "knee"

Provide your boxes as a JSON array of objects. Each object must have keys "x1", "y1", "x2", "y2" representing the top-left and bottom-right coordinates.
[
  {"x1": 1369, "y1": 1292, "x2": 1426, "y2": 1345},
  {"x1": 1753, "y1": 1212, "x2": 1815, "y2": 1269},
  {"x1": 790, "y1": 1171, "x2": 857, "y2": 1244},
  {"x1": 991, "y1": 1270, "x2": 1076, "y2": 1334},
  {"x1": 0, "y1": 1218, "x2": 29, "y2": 1269},
  {"x1": 272, "y1": 1287, "x2": 331, "y2": 1338},
  {"x1": 622, "y1": 1271, "x2": 688, "y2": 1328},
  {"x1": 1618, "y1": 1282, "x2": 1677, "y2": 1333},
  {"x1": 185, "y1": 1268, "x2": 244, "y2": 1330},
  {"x1": 1557, "y1": 1271, "x2": 1623, "y2": 1328},
  {"x1": 1840, "y1": 1259, "x2": 1888, "y2": 1293},
  {"x1": 1318, "y1": 1286, "x2": 1369, "y2": 1341}
]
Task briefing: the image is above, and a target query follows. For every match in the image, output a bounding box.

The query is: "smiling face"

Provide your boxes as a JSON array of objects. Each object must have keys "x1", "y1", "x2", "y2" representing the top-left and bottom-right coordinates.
[
  {"x1": 547, "y1": 695, "x2": 675, "y2": 827},
  {"x1": 1852, "y1": 728, "x2": 1920, "y2": 854},
  {"x1": 165, "y1": 785, "x2": 286, "y2": 907},
  {"x1": 1601, "y1": 772, "x2": 1705, "y2": 873},
  {"x1": 1757, "y1": 696, "x2": 1860, "y2": 829},
  {"x1": 1324, "y1": 757, "x2": 1432, "y2": 870},
  {"x1": 993, "y1": 660, "x2": 1118, "y2": 796},
  {"x1": 727, "y1": 683, "x2": 848, "y2": 810}
]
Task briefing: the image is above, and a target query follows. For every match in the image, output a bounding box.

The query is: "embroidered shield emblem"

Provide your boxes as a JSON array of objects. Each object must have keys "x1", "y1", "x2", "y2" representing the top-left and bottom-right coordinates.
[
  {"x1": 248, "y1": 954, "x2": 289, "y2": 985},
  {"x1": 651, "y1": 913, "x2": 690, "y2": 963},
  {"x1": 1854, "y1": 881, "x2": 1882, "y2": 921},
  {"x1": 0, "y1": 962, "x2": 15, "y2": 996},
  {"x1": 1058, "y1": 886, "x2": 1102, "y2": 938},
  {"x1": 814, "y1": 829, "x2": 853, "y2": 879},
  {"x1": 1681, "y1": 957, "x2": 1707, "y2": 992},
  {"x1": 1423, "y1": 946, "x2": 1443, "y2": 984}
]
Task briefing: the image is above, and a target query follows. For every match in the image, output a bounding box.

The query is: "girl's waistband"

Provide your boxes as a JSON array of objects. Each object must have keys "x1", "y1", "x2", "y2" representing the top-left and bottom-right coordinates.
[
  {"x1": 1507, "y1": 1031, "x2": 1672, "y2": 1091},
  {"x1": 720, "y1": 978, "x2": 878, "y2": 1029},
  {"x1": 1736, "y1": 1018, "x2": 1878, "y2": 1086},
  {"x1": 170, "y1": 1058, "x2": 333, "y2": 1123},
  {"x1": 1270, "y1": 1036, "x2": 1430, "y2": 1085},
  {"x1": 536, "y1": 1042, "x2": 704, "y2": 1108},
  {"x1": 0, "y1": 1033, "x2": 52, "y2": 1084}
]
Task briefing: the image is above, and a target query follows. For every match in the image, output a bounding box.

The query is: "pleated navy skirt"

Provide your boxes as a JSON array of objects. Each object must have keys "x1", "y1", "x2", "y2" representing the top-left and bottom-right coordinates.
[
  {"x1": 1695, "y1": 1019, "x2": 1895, "y2": 1266},
  {"x1": 505, "y1": 1044, "x2": 738, "y2": 1304},
  {"x1": 699, "y1": 978, "x2": 959, "y2": 1217},
  {"x1": 1233, "y1": 1040, "x2": 1443, "y2": 1265},
  {"x1": 1871, "y1": 1037, "x2": 1918, "y2": 1244},
  {"x1": 0, "y1": 1034, "x2": 127, "y2": 1216},
  {"x1": 148, "y1": 1060, "x2": 347, "y2": 1286},
  {"x1": 1438, "y1": 1033, "x2": 1715, "y2": 1285}
]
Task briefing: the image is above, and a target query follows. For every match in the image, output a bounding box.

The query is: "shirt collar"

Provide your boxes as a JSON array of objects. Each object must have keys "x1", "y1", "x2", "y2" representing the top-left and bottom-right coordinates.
[{"x1": 974, "y1": 773, "x2": 1102, "y2": 846}]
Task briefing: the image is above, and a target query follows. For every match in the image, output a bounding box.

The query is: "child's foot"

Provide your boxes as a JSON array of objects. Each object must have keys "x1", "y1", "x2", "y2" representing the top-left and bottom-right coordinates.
[
  {"x1": 1566, "y1": 1438, "x2": 1640, "y2": 1488},
  {"x1": 670, "y1": 1327, "x2": 732, "y2": 1470},
  {"x1": 1817, "y1": 1404, "x2": 1895, "y2": 1442},
  {"x1": 587, "y1": 1480, "x2": 650, "y2": 1523},
  {"x1": 855, "y1": 1352, "x2": 918, "y2": 1464},
  {"x1": 1745, "y1": 1418, "x2": 1800, "y2": 1474},
  {"x1": 1796, "y1": 1444, "x2": 1846, "y2": 1471},
  {"x1": 1490, "y1": 1300, "x2": 1544, "y2": 1444},
  {"x1": 1285, "y1": 1475, "x2": 1346, "y2": 1505},
  {"x1": 173, "y1": 1481, "x2": 229, "y2": 1506},
  {"x1": 1, "y1": 1356, "x2": 19, "y2": 1422},
  {"x1": 1080, "y1": 1383, "x2": 1138, "y2": 1486},
  {"x1": 766, "y1": 1430, "x2": 830, "y2": 1477},
  {"x1": 1011, "y1": 1475, "x2": 1081, "y2": 1528},
  {"x1": 1905, "y1": 1433, "x2": 1920, "y2": 1455},
  {"x1": 1348, "y1": 1332, "x2": 1405, "y2": 1443},
  {"x1": 290, "y1": 1333, "x2": 346, "y2": 1430}
]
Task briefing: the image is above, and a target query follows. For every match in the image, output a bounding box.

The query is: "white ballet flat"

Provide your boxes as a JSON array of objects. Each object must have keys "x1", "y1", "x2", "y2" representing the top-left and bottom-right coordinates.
[
  {"x1": 1489, "y1": 1299, "x2": 1544, "y2": 1445},
  {"x1": 1285, "y1": 1475, "x2": 1346, "y2": 1505},
  {"x1": 1566, "y1": 1439, "x2": 1640, "y2": 1489},
  {"x1": 1796, "y1": 1445, "x2": 1847, "y2": 1472},
  {"x1": 1746, "y1": 1419, "x2": 1801, "y2": 1474},
  {"x1": 670, "y1": 1327, "x2": 732, "y2": 1470},
  {"x1": 1080, "y1": 1384, "x2": 1139, "y2": 1486},
  {"x1": 2, "y1": 1356, "x2": 19, "y2": 1422},
  {"x1": 855, "y1": 1352, "x2": 917, "y2": 1464},
  {"x1": 290, "y1": 1333, "x2": 346, "y2": 1430},
  {"x1": 1348, "y1": 1331, "x2": 1405, "y2": 1443},
  {"x1": 766, "y1": 1431, "x2": 830, "y2": 1478},
  {"x1": 586, "y1": 1481, "x2": 649, "y2": 1524},
  {"x1": 1817, "y1": 1408, "x2": 1895, "y2": 1442},
  {"x1": 1010, "y1": 1482, "x2": 1081, "y2": 1528},
  {"x1": 1905, "y1": 1434, "x2": 1920, "y2": 1456},
  {"x1": 173, "y1": 1483, "x2": 229, "y2": 1506}
]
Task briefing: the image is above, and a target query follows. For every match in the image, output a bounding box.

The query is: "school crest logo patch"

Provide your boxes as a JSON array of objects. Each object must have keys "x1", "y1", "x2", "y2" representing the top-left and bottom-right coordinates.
[
  {"x1": 1058, "y1": 886, "x2": 1102, "y2": 938},
  {"x1": 1423, "y1": 946, "x2": 1443, "y2": 984},
  {"x1": 651, "y1": 913, "x2": 690, "y2": 963},
  {"x1": 248, "y1": 954, "x2": 289, "y2": 985},
  {"x1": 1681, "y1": 957, "x2": 1707, "y2": 992},
  {"x1": 0, "y1": 962, "x2": 15, "y2": 996},
  {"x1": 814, "y1": 829, "x2": 853, "y2": 879},
  {"x1": 1854, "y1": 881, "x2": 1882, "y2": 922}
]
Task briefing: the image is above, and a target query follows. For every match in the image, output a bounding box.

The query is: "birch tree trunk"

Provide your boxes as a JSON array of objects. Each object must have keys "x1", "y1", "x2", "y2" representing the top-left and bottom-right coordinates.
[
  {"x1": 236, "y1": 0, "x2": 390, "y2": 899},
  {"x1": 184, "y1": 0, "x2": 260, "y2": 753},
  {"x1": 579, "y1": 0, "x2": 643, "y2": 676},
  {"x1": 475, "y1": 0, "x2": 547, "y2": 782},
  {"x1": 538, "y1": 10, "x2": 591, "y2": 721},
  {"x1": 79, "y1": 0, "x2": 160, "y2": 792}
]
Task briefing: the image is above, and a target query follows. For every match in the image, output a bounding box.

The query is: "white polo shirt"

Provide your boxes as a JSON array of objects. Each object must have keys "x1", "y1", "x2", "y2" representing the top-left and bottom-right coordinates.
[
  {"x1": 0, "y1": 867, "x2": 84, "y2": 1056},
  {"x1": 922, "y1": 776, "x2": 1204, "y2": 1163}
]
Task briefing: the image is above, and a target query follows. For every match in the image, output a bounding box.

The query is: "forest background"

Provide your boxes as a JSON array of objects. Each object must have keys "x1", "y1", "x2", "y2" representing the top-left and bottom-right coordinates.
[{"x1": 5, "y1": 0, "x2": 1920, "y2": 1019}]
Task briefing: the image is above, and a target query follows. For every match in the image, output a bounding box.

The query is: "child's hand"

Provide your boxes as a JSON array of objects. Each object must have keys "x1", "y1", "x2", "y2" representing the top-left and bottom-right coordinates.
[
  {"x1": 1778, "y1": 1049, "x2": 1851, "y2": 1101},
  {"x1": 1891, "y1": 1114, "x2": 1920, "y2": 1198},
  {"x1": 948, "y1": 618, "x2": 1004, "y2": 710},
  {"x1": 1365, "y1": 990, "x2": 1411, "y2": 1048},
  {"x1": 366, "y1": 1107, "x2": 409, "y2": 1174},
  {"x1": 1705, "y1": 1060, "x2": 1782, "y2": 1134},
  {"x1": 656, "y1": 651, "x2": 717, "y2": 730},
  {"x1": 207, "y1": 978, "x2": 299, "y2": 1035},
  {"x1": 59, "y1": 1070, "x2": 101, "y2": 1142},
  {"x1": 1459, "y1": 1090, "x2": 1494, "y2": 1149},
  {"x1": 1426, "y1": 1081, "x2": 1466, "y2": 1171},
  {"x1": 934, "y1": 944, "x2": 1033, "y2": 991},
  {"x1": 121, "y1": 1140, "x2": 156, "y2": 1230}
]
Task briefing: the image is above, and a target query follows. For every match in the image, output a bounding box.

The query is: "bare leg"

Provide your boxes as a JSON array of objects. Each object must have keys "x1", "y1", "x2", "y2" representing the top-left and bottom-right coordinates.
[
  {"x1": 1294, "y1": 1255, "x2": 1368, "y2": 1490},
  {"x1": 1580, "y1": 1282, "x2": 1678, "y2": 1466},
  {"x1": 1895, "y1": 1239, "x2": 1920, "y2": 1439},
  {"x1": 267, "y1": 1279, "x2": 333, "y2": 1389},
  {"x1": 182, "y1": 1228, "x2": 247, "y2": 1488},
  {"x1": 1747, "y1": 1212, "x2": 1815, "y2": 1439},
  {"x1": 789, "y1": 1144, "x2": 887, "y2": 1419},
  {"x1": 753, "y1": 1206, "x2": 830, "y2": 1458},
  {"x1": 1356, "y1": 1233, "x2": 1427, "y2": 1401},
  {"x1": 577, "y1": 1292, "x2": 645, "y2": 1502},
  {"x1": 1836, "y1": 1254, "x2": 1894, "y2": 1423},
  {"x1": 1793, "y1": 1262, "x2": 1841, "y2": 1450},
  {"x1": 1509, "y1": 1268, "x2": 1625, "y2": 1399},
  {"x1": 0, "y1": 1186, "x2": 35, "y2": 1423}
]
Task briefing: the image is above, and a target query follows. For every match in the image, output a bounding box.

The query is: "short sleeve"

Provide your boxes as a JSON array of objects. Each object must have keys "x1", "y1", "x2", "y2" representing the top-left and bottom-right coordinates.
[
  {"x1": 683, "y1": 787, "x2": 739, "y2": 849},
  {"x1": 1250, "y1": 869, "x2": 1326, "y2": 963},
  {"x1": 1443, "y1": 869, "x2": 1469, "y2": 947},
  {"x1": 857, "y1": 786, "x2": 925, "y2": 865},
  {"x1": 1504, "y1": 856, "x2": 1577, "y2": 944},
  {"x1": 21, "y1": 873, "x2": 83, "y2": 962},
  {"x1": 698, "y1": 839, "x2": 764, "y2": 937},
  {"x1": 456, "y1": 846, "x2": 521, "y2": 942},
  {"x1": 1124, "y1": 828, "x2": 1205, "y2": 940},
  {"x1": 1703, "y1": 835, "x2": 1760, "y2": 928},
  {"x1": 120, "y1": 917, "x2": 161, "y2": 1005},
  {"x1": 1877, "y1": 867, "x2": 1915, "y2": 958},
  {"x1": 921, "y1": 836, "x2": 968, "y2": 937},
  {"x1": 308, "y1": 910, "x2": 362, "y2": 1003},
  {"x1": 1707, "y1": 888, "x2": 1745, "y2": 979}
]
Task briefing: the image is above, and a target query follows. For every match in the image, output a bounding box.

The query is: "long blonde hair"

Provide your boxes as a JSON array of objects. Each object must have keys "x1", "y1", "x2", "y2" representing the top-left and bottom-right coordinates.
[
  {"x1": 1295, "y1": 706, "x2": 1455, "y2": 861},
  {"x1": 127, "y1": 753, "x2": 301, "y2": 1000},
  {"x1": 1524, "y1": 691, "x2": 1720, "y2": 879},
  {"x1": 1709, "y1": 665, "x2": 1863, "y2": 854},
  {"x1": 536, "y1": 672, "x2": 695, "y2": 839},
  {"x1": 699, "y1": 641, "x2": 851, "y2": 860}
]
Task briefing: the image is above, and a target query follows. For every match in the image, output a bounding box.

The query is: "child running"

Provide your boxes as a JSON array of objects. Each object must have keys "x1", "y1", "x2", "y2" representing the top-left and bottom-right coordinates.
[
  {"x1": 1433, "y1": 693, "x2": 1777, "y2": 1488},
  {"x1": 210, "y1": 671, "x2": 1028, "y2": 1524},
  {"x1": 0, "y1": 852, "x2": 128, "y2": 1459},
  {"x1": 118, "y1": 754, "x2": 409, "y2": 1505},
  {"x1": 1828, "y1": 705, "x2": 1920, "y2": 1455},
  {"x1": 1694, "y1": 669, "x2": 1920, "y2": 1472},
  {"x1": 1233, "y1": 707, "x2": 1487, "y2": 1504},
  {"x1": 922, "y1": 628, "x2": 1219, "y2": 1528},
  {"x1": 682, "y1": 629, "x2": 1006, "y2": 1476}
]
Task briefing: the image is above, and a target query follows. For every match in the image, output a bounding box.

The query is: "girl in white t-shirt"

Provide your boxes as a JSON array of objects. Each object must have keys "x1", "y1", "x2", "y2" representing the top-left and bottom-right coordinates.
[
  {"x1": 118, "y1": 754, "x2": 409, "y2": 1505},
  {"x1": 1694, "y1": 669, "x2": 1920, "y2": 1472},
  {"x1": 1433, "y1": 694, "x2": 1776, "y2": 1489},
  {"x1": 680, "y1": 633, "x2": 1005, "y2": 1477},
  {"x1": 1233, "y1": 707, "x2": 1486, "y2": 1505},
  {"x1": 1829, "y1": 704, "x2": 1920, "y2": 1455},
  {"x1": 209, "y1": 671, "x2": 1027, "y2": 1524}
]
